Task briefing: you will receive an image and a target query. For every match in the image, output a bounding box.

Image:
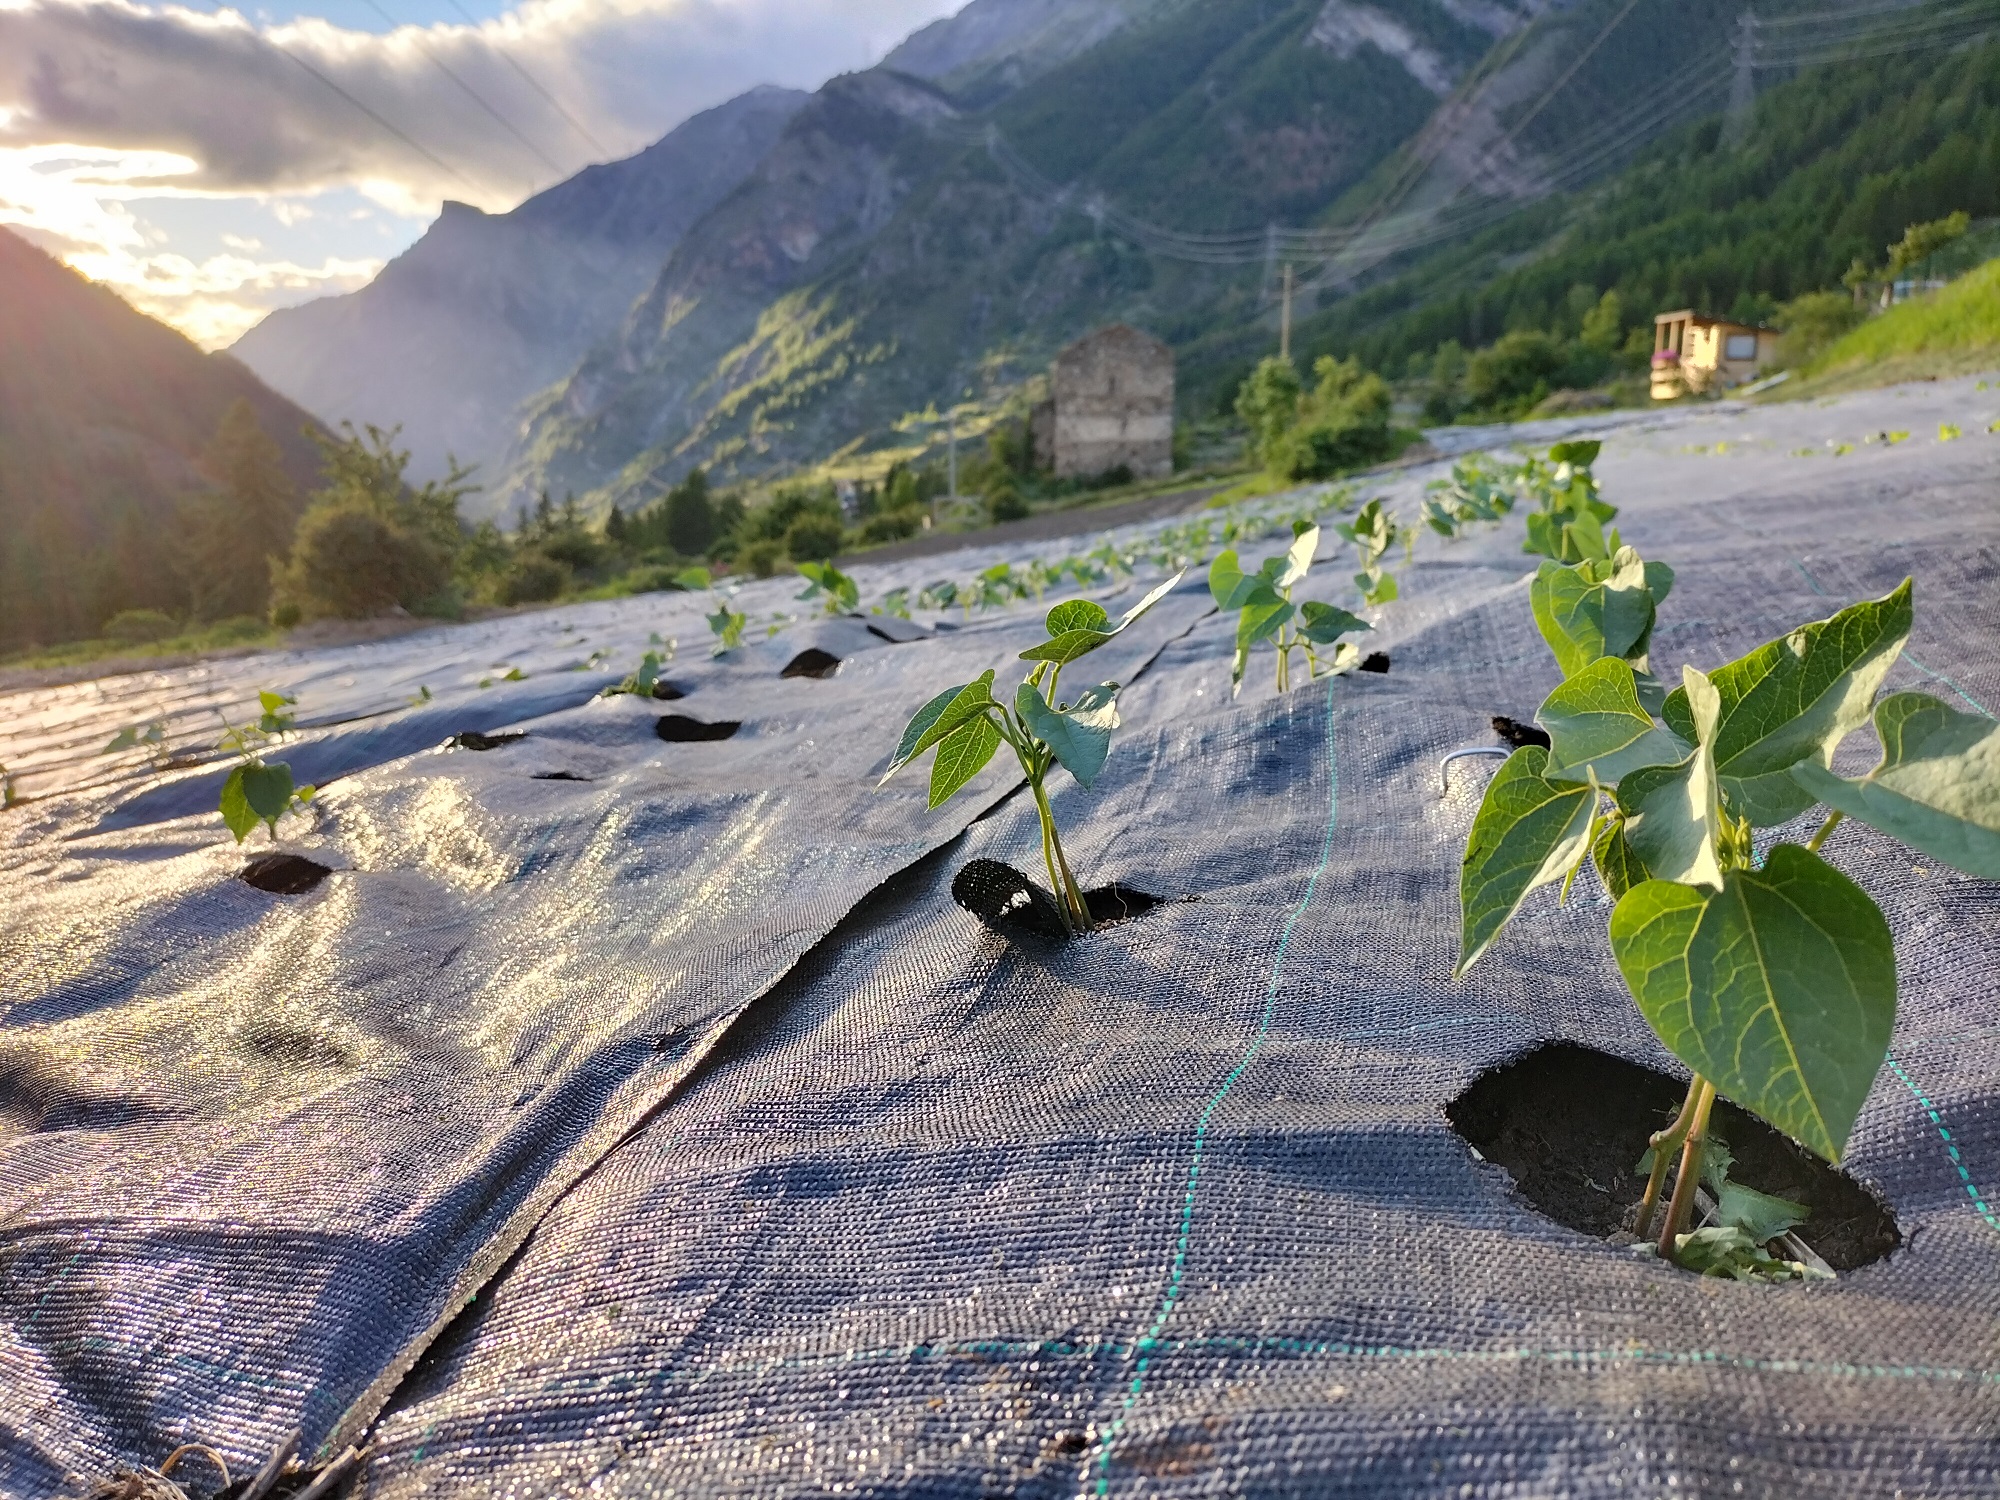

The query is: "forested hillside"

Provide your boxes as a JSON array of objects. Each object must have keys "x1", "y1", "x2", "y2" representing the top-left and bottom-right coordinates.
[
  {"x1": 1267, "y1": 34, "x2": 2000, "y2": 398},
  {"x1": 0, "y1": 229, "x2": 322, "y2": 653}
]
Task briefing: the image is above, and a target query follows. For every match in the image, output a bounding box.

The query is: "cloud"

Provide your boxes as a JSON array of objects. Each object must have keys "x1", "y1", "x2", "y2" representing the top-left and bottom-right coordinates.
[{"x1": 0, "y1": 0, "x2": 964, "y2": 209}]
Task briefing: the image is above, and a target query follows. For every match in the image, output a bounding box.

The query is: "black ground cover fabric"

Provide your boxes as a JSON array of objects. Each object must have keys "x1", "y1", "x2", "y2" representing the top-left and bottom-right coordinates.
[{"x1": 4, "y1": 387, "x2": 2000, "y2": 1497}]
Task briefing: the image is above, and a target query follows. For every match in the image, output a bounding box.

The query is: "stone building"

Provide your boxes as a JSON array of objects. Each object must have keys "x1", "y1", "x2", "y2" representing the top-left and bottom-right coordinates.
[{"x1": 1029, "y1": 324, "x2": 1174, "y2": 480}]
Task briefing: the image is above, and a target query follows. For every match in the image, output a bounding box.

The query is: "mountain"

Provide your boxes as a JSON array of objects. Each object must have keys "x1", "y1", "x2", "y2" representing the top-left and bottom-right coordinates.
[
  {"x1": 497, "y1": 0, "x2": 1523, "y2": 514},
  {"x1": 0, "y1": 226, "x2": 323, "y2": 652},
  {"x1": 230, "y1": 85, "x2": 807, "y2": 488},
  {"x1": 493, "y1": 0, "x2": 1817, "y2": 515}
]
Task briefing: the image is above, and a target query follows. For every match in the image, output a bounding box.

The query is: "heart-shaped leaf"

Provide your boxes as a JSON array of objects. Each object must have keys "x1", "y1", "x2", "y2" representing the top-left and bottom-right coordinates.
[
  {"x1": 1538, "y1": 656, "x2": 1690, "y2": 785},
  {"x1": 1021, "y1": 570, "x2": 1185, "y2": 664},
  {"x1": 1610, "y1": 666, "x2": 1725, "y2": 890},
  {"x1": 1701, "y1": 578, "x2": 1912, "y2": 825},
  {"x1": 928, "y1": 715, "x2": 1002, "y2": 809},
  {"x1": 1017, "y1": 681, "x2": 1120, "y2": 789},
  {"x1": 882, "y1": 671, "x2": 995, "y2": 782},
  {"x1": 1046, "y1": 599, "x2": 1110, "y2": 636},
  {"x1": 1297, "y1": 600, "x2": 1369, "y2": 644},
  {"x1": 1790, "y1": 690, "x2": 2000, "y2": 877},
  {"x1": 1455, "y1": 745, "x2": 1598, "y2": 977},
  {"x1": 1610, "y1": 844, "x2": 1896, "y2": 1162}
]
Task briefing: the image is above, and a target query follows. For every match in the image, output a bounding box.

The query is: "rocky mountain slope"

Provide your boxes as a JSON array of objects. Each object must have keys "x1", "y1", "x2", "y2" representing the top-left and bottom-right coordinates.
[
  {"x1": 231, "y1": 86, "x2": 806, "y2": 487},
  {"x1": 0, "y1": 227, "x2": 323, "y2": 651}
]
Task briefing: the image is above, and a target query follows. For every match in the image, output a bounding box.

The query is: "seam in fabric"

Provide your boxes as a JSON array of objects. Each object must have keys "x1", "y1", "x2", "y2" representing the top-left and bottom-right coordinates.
[{"x1": 1087, "y1": 678, "x2": 1341, "y2": 1497}]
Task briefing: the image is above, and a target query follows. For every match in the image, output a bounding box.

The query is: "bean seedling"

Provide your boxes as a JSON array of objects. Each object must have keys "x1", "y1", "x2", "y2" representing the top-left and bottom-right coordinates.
[
  {"x1": 677, "y1": 567, "x2": 746, "y2": 653},
  {"x1": 1457, "y1": 556, "x2": 2000, "y2": 1274},
  {"x1": 217, "y1": 691, "x2": 315, "y2": 843},
  {"x1": 795, "y1": 561, "x2": 859, "y2": 616},
  {"x1": 882, "y1": 573, "x2": 1184, "y2": 934},
  {"x1": 1208, "y1": 524, "x2": 1369, "y2": 694},
  {"x1": 1333, "y1": 499, "x2": 1409, "y2": 606}
]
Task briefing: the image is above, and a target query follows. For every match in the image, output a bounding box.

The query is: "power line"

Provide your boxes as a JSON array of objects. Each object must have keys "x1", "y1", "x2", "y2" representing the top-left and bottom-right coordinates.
[
  {"x1": 187, "y1": 0, "x2": 487, "y2": 191},
  {"x1": 442, "y1": 0, "x2": 615, "y2": 162},
  {"x1": 355, "y1": 0, "x2": 570, "y2": 185}
]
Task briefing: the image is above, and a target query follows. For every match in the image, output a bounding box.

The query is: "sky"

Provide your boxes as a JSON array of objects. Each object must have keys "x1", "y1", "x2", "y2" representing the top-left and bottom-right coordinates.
[{"x1": 0, "y1": 0, "x2": 964, "y2": 348}]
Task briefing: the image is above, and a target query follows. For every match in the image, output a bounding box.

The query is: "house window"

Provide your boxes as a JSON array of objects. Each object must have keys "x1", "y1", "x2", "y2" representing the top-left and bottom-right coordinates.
[{"x1": 1725, "y1": 333, "x2": 1757, "y2": 361}]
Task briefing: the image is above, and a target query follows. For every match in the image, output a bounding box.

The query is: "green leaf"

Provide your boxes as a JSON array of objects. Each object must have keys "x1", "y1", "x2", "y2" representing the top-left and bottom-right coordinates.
[
  {"x1": 1609, "y1": 844, "x2": 1897, "y2": 1162},
  {"x1": 1020, "y1": 570, "x2": 1185, "y2": 664},
  {"x1": 1704, "y1": 578, "x2": 1913, "y2": 825},
  {"x1": 219, "y1": 765, "x2": 258, "y2": 843},
  {"x1": 1549, "y1": 439, "x2": 1601, "y2": 467},
  {"x1": 675, "y1": 566, "x2": 712, "y2": 591},
  {"x1": 882, "y1": 671, "x2": 996, "y2": 782},
  {"x1": 1530, "y1": 550, "x2": 1657, "y2": 677},
  {"x1": 1359, "y1": 571, "x2": 1398, "y2": 606},
  {"x1": 1715, "y1": 1181, "x2": 1809, "y2": 1243},
  {"x1": 1591, "y1": 813, "x2": 1649, "y2": 901},
  {"x1": 1609, "y1": 666, "x2": 1725, "y2": 889},
  {"x1": 1209, "y1": 552, "x2": 1255, "y2": 610},
  {"x1": 1643, "y1": 560, "x2": 1675, "y2": 607},
  {"x1": 1236, "y1": 596, "x2": 1292, "y2": 650},
  {"x1": 1046, "y1": 599, "x2": 1110, "y2": 635},
  {"x1": 1538, "y1": 656, "x2": 1691, "y2": 785},
  {"x1": 1790, "y1": 691, "x2": 2000, "y2": 877},
  {"x1": 1016, "y1": 680, "x2": 1120, "y2": 789},
  {"x1": 1297, "y1": 600, "x2": 1369, "y2": 644},
  {"x1": 1455, "y1": 745, "x2": 1598, "y2": 977},
  {"x1": 1671, "y1": 1226, "x2": 1816, "y2": 1282},
  {"x1": 104, "y1": 727, "x2": 139, "y2": 753},
  {"x1": 927, "y1": 715, "x2": 1002, "y2": 809},
  {"x1": 1275, "y1": 525, "x2": 1318, "y2": 590}
]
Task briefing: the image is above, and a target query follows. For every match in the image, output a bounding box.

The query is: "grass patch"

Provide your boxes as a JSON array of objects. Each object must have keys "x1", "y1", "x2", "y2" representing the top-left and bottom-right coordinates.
[
  {"x1": 1, "y1": 616, "x2": 278, "y2": 672},
  {"x1": 1782, "y1": 260, "x2": 2000, "y2": 398}
]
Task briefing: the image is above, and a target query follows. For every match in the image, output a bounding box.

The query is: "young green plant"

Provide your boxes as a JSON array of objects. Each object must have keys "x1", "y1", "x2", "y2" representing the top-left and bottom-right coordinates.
[
  {"x1": 1208, "y1": 524, "x2": 1370, "y2": 695},
  {"x1": 795, "y1": 560, "x2": 860, "y2": 616},
  {"x1": 677, "y1": 566, "x2": 746, "y2": 654},
  {"x1": 1334, "y1": 499, "x2": 1409, "y2": 606},
  {"x1": 1456, "y1": 560, "x2": 2000, "y2": 1273},
  {"x1": 217, "y1": 690, "x2": 315, "y2": 843},
  {"x1": 882, "y1": 572, "x2": 1184, "y2": 934}
]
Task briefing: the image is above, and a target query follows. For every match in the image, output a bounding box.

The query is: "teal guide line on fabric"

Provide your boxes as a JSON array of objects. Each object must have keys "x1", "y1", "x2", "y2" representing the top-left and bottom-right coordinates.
[
  {"x1": 1884, "y1": 1056, "x2": 2000, "y2": 1235},
  {"x1": 1789, "y1": 559, "x2": 1993, "y2": 718},
  {"x1": 1090, "y1": 677, "x2": 1342, "y2": 1497}
]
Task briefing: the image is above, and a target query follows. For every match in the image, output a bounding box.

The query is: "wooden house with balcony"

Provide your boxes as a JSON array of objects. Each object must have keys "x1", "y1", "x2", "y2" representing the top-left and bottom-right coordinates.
[{"x1": 1650, "y1": 310, "x2": 1778, "y2": 400}]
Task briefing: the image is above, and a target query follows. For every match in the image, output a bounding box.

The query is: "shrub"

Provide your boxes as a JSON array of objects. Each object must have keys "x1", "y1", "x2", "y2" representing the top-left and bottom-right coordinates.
[
  {"x1": 1272, "y1": 356, "x2": 1394, "y2": 480},
  {"x1": 784, "y1": 512, "x2": 844, "y2": 562},
  {"x1": 102, "y1": 609, "x2": 178, "y2": 645},
  {"x1": 740, "y1": 538, "x2": 784, "y2": 578},
  {"x1": 1465, "y1": 330, "x2": 1566, "y2": 414},
  {"x1": 1774, "y1": 290, "x2": 1867, "y2": 368},
  {"x1": 498, "y1": 551, "x2": 570, "y2": 605},
  {"x1": 272, "y1": 503, "x2": 451, "y2": 620},
  {"x1": 1234, "y1": 356, "x2": 1303, "y2": 466},
  {"x1": 987, "y1": 481, "x2": 1032, "y2": 523},
  {"x1": 858, "y1": 507, "x2": 924, "y2": 544}
]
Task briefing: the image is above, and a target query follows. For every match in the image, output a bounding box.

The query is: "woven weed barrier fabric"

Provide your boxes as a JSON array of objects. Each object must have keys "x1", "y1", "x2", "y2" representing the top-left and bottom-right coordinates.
[{"x1": 4, "y1": 384, "x2": 2000, "y2": 1497}]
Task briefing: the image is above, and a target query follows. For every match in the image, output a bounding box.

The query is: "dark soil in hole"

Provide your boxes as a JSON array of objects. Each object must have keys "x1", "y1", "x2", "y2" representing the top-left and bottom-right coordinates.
[
  {"x1": 1446, "y1": 1043, "x2": 1899, "y2": 1272},
  {"x1": 1359, "y1": 651, "x2": 1390, "y2": 674},
  {"x1": 531, "y1": 771, "x2": 593, "y2": 782},
  {"x1": 239, "y1": 853, "x2": 331, "y2": 894},
  {"x1": 951, "y1": 859, "x2": 1165, "y2": 942},
  {"x1": 650, "y1": 681, "x2": 686, "y2": 700},
  {"x1": 781, "y1": 648, "x2": 842, "y2": 680},
  {"x1": 656, "y1": 715, "x2": 740, "y2": 742},
  {"x1": 1491, "y1": 715, "x2": 1550, "y2": 750},
  {"x1": 448, "y1": 730, "x2": 525, "y2": 751}
]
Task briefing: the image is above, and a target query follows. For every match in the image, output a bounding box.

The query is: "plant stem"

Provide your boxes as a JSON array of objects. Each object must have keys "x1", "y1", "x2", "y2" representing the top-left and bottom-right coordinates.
[
  {"x1": 1634, "y1": 1075, "x2": 1704, "y2": 1240},
  {"x1": 1031, "y1": 774, "x2": 1091, "y2": 932},
  {"x1": 1655, "y1": 1076, "x2": 1717, "y2": 1259},
  {"x1": 1805, "y1": 809, "x2": 1845, "y2": 853}
]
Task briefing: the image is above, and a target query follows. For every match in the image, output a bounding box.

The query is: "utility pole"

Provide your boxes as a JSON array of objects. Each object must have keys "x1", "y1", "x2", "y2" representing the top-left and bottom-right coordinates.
[
  {"x1": 1724, "y1": 10, "x2": 1757, "y2": 146},
  {"x1": 947, "y1": 410, "x2": 958, "y2": 501},
  {"x1": 1280, "y1": 263, "x2": 1294, "y2": 364}
]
